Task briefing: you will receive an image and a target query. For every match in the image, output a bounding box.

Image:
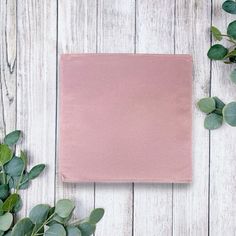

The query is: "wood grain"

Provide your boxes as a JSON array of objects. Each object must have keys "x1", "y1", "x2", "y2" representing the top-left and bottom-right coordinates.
[
  {"x1": 173, "y1": 1, "x2": 211, "y2": 235},
  {"x1": 0, "y1": 0, "x2": 17, "y2": 137},
  {"x1": 56, "y1": 0, "x2": 97, "y2": 220},
  {"x1": 1, "y1": 1, "x2": 236, "y2": 235},
  {"x1": 16, "y1": 0, "x2": 57, "y2": 216},
  {"x1": 210, "y1": 0, "x2": 236, "y2": 235}
]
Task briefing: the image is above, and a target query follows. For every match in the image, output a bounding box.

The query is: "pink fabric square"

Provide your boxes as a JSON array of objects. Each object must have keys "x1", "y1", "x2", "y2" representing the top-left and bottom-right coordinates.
[{"x1": 59, "y1": 54, "x2": 192, "y2": 183}]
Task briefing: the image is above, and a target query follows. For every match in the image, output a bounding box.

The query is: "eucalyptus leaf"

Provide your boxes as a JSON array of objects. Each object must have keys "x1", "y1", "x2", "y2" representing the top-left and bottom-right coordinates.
[
  {"x1": 0, "y1": 200, "x2": 3, "y2": 216},
  {"x1": 213, "y1": 97, "x2": 225, "y2": 115},
  {"x1": 89, "y1": 208, "x2": 105, "y2": 224},
  {"x1": 12, "y1": 196, "x2": 23, "y2": 213},
  {"x1": 223, "y1": 102, "x2": 236, "y2": 126},
  {"x1": 28, "y1": 164, "x2": 45, "y2": 180},
  {"x1": 2, "y1": 193, "x2": 20, "y2": 212},
  {"x1": 55, "y1": 199, "x2": 75, "y2": 218},
  {"x1": 227, "y1": 20, "x2": 236, "y2": 39},
  {"x1": 11, "y1": 218, "x2": 34, "y2": 236},
  {"x1": 29, "y1": 204, "x2": 50, "y2": 224},
  {"x1": 0, "y1": 184, "x2": 9, "y2": 201},
  {"x1": 44, "y1": 224, "x2": 66, "y2": 236},
  {"x1": 4, "y1": 156, "x2": 24, "y2": 177},
  {"x1": 0, "y1": 213, "x2": 13, "y2": 231},
  {"x1": 0, "y1": 145, "x2": 12, "y2": 166},
  {"x1": 66, "y1": 226, "x2": 82, "y2": 236},
  {"x1": 4, "y1": 130, "x2": 21, "y2": 146},
  {"x1": 197, "y1": 97, "x2": 216, "y2": 113},
  {"x1": 78, "y1": 222, "x2": 96, "y2": 236},
  {"x1": 211, "y1": 26, "x2": 222, "y2": 41},
  {"x1": 20, "y1": 151, "x2": 27, "y2": 168},
  {"x1": 230, "y1": 69, "x2": 236, "y2": 83},
  {"x1": 204, "y1": 113, "x2": 223, "y2": 130},
  {"x1": 207, "y1": 44, "x2": 228, "y2": 60},
  {"x1": 223, "y1": 0, "x2": 236, "y2": 14}
]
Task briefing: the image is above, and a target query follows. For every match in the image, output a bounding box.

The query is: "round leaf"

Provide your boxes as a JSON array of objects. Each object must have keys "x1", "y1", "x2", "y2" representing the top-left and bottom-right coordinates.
[
  {"x1": 28, "y1": 164, "x2": 45, "y2": 180},
  {"x1": 207, "y1": 44, "x2": 228, "y2": 60},
  {"x1": 89, "y1": 208, "x2": 105, "y2": 224},
  {"x1": 55, "y1": 199, "x2": 75, "y2": 218},
  {"x1": 67, "y1": 226, "x2": 82, "y2": 236},
  {"x1": 2, "y1": 193, "x2": 20, "y2": 212},
  {"x1": 197, "y1": 97, "x2": 216, "y2": 113},
  {"x1": 230, "y1": 69, "x2": 236, "y2": 84},
  {"x1": 223, "y1": 102, "x2": 236, "y2": 126},
  {"x1": 11, "y1": 218, "x2": 34, "y2": 236},
  {"x1": 4, "y1": 156, "x2": 24, "y2": 177},
  {"x1": 0, "y1": 184, "x2": 9, "y2": 201},
  {"x1": 211, "y1": 26, "x2": 222, "y2": 41},
  {"x1": 223, "y1": 0, "x2": 236, "y2": 14},
  {"x1": 78, "y1": 222, "x2": 96, "y2": 236},
  {"x1": 12, "y1": 196, "x2": 23, "y2": 213},
  {"x1": 29, "y1": 204, "x2": 50, "y2": 224},
  {"x1": 227, "y1": 20, "x2": 236, "y2": 39},
  {"x1": 44, "y1": 224, "x2": 66, "y2": 236},
  {"x1": 213, "y1": 97, "x2": 225, "y2": 115},
  {"x1": 204, "y1": 113, "x2": 223, "y2": 130},
  {"x1": 0, "y1": 145, "x2": 12, "y2": 166},
  {"x1": 4, "y1": 130, "x2": 21, "y2": 146},
  {"x1": 0, "y1": 213, "x2": 13, "y2": 231}
]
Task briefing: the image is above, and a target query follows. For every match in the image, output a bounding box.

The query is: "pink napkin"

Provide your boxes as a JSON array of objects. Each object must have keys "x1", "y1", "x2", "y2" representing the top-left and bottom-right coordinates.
[{"x1": 59, "y1": 54, "x2": 192, "y2": 183}]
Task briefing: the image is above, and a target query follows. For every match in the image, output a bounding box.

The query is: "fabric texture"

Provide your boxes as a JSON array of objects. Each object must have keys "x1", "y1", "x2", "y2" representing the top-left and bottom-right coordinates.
[{"x1": 59, "y1": 54, "x2": 192, "y2": 183}]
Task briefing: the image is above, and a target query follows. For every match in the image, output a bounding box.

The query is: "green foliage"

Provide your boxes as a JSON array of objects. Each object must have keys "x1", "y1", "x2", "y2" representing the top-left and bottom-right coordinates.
[
  {"x1": 208, "y1": 2, "x2": 236, "y2": 81},
  {"x1": 223, "y1": 102, "x2": 236, "y2": 126},
  {"x1": 222, "y1": 0, "x2": 236, "y2": 14},
  {"x1": 0, "y1": 130, "x2": 105, "y2": 235},
  {"x1": 197, "y1": 97, "x2": 216, "y2": 113},
  {"x1": 197, "y1": 97, "x2": 236, "y2": 129}
]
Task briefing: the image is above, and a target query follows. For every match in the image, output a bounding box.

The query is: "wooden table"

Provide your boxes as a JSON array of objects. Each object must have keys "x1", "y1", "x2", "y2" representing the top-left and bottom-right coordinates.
[{"x1": 0, "y1": 1, "x2": 235, "y2": 235}]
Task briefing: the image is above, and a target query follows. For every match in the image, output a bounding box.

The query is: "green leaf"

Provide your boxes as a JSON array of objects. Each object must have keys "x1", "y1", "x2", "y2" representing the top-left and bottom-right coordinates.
[
  {"x1": 44, "y1": 224, "x2": 66, "y2": 236},
  {"x1": 0, "y1": 212, "x2": 13, "y2": 231},
  {"x1": 211, "y1": 26, "x2": 222, "y2": 41},
  {"x1": 55, "y1": 199, "x2": 75, "y2": 218},
  {"x1": 223, "y1": 102, "x2": 236, "y2": 126},
  {"x1": 12, "y1": 196, "x2": 23, "y2": 213},
  {"x1": 66, "y1": 226, "x2": 82, "y2": 236},
  {"x1": 213, "y1": 97, "x2": 225, "y2": 115},
  {"x1": 0, "y1": 200, "x2": 4, "y2": 216},
  {"x1": 4, "y1": 156, "x2": 24, "y2": 177},
  {"x1": 2, "y1": 193, "x2": 20, "y2": 212},
  {"x1": 230, "y1": 69, "x2": 236, "y2": 84},
  {"x1": 78, "y1": 222, "x2": 96, "y2": 236},
  {"x1": 29, "y1": 204, "x2": 50, "y2": 224},
  {"x1": 0, "y1": 145, "x2": 12, "y2": 166},
  {"x1": 89, "y1": 208, "x2": 105, "y2": 224},
  {"x1": 207, "y1": 44, "x2": 228, "y2": 60},
  {"x1": 204, "y1": 113, "x2": 223, "y2": 130},
  {"x1": 227, "y1": 20, "x2": 236, "y2": 39},
  {"x1": 28, "y1": 164, "x2": 45, "y2": 180},
  {"x1": 11, "y1": 218, "x2": 34, "y2": 236},
  {"x1": 197, "y1": 97, "x2": 216, "y2": 113},
  {"x1": 0, "y1": 184, "x2": 9, "y2": 201},
  {"x1": 224, "y1": 50, "x2": 236, "y2": 59},
  {"x1": 20, "y1": 151, "x2": 27, "y2": 168},
  {"x1": 222, "y1": 0, "x2": 236, "y2": 14},
  {"x1": 4, "y1": 130, "x2": 21, "y2": 146}
]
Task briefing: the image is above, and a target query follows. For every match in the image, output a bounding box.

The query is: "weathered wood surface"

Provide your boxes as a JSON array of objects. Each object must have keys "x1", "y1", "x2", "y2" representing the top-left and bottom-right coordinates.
[{"x1": 0, "y1": 0, "x2": 235, "y2": 235}]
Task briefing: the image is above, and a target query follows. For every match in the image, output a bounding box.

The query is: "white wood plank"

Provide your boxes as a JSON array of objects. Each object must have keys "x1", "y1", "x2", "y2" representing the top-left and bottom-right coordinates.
[
  {"x1": 16, "y1": 0, "x2": 57, "y2": 216},
  {"x1": 0, "y1": 0, "x2": 17, "y2": 137},
  {"x1": 134, "y1": 1, "x2": 175, "y2": 235},
  {"x1": 173, "y1": 1, "x2": 211, "y2": 235},
  {"x1": 56, "y1": 0, "x2": 97, "y2": 219},
  {"x1": 95, "y1": 1, "x2": 135, "y2": 235},
  {"x1": 210, "y1": 1, "x2": 236, "y2": 235}
]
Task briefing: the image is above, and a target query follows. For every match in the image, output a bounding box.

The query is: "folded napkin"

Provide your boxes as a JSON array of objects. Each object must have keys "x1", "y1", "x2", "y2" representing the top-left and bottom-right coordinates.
[{"x1": 59, "y1": 54, "x2": 192, "y2": 183}]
